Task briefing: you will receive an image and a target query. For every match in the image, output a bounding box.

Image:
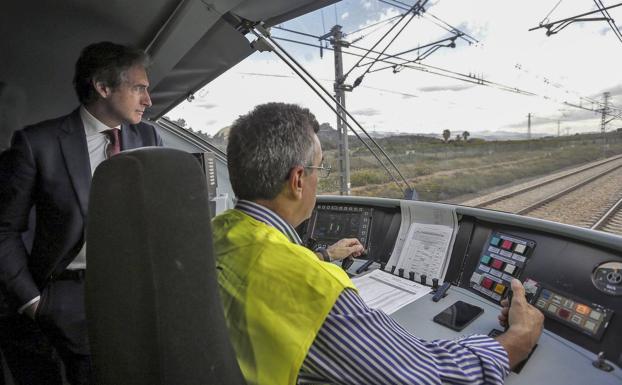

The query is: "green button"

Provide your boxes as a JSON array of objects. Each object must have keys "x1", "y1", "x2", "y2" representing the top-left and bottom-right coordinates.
[{"x1": 481, "y1": 255, "x2": 491, "y2": 265}]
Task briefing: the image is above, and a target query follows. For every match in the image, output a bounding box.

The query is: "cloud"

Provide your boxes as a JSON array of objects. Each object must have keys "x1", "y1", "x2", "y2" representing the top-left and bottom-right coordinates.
[
  {"x1": 362, "y1": 1, "x2": 372, "y2": 10},
  {"x1": 341, "y1": 12, "x2": 349, "y2": 20},
  {"x1": 418, "y1": 84, "x2": 475, "y2": 92},
  {"x1": 351, "y1": 107, "x2": 381, "y2": 116},
  {"x1": 194, "y1": 102, "x2": 217, "y2": 110}
]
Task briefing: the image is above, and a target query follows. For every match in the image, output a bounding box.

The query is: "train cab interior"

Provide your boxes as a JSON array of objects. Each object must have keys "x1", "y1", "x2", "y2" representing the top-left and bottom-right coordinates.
[{"x1": 1, "y1": 0, "x2": 621, "y2": 384}]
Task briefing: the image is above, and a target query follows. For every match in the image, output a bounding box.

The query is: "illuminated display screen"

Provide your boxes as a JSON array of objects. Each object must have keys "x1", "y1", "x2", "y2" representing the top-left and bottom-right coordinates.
[
  {"x1": 308, "y1": 205, "x2": 372, "y2": 249},
  {"x1": 314, "y1": 211, "x2": 364, "y2": 243}
]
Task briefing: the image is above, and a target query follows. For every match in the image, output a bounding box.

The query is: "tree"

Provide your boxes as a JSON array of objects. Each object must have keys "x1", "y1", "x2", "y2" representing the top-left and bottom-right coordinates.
[
  {"x1": 462, "y1": 131, "x2": 470, "y2": 141},
  {"x1": 442, "y1": 129, "x2": 451, "y2": 143},
  {"x1": 171, "y1": 118, "x2": 187, "y2": 128},
  {"x1": 455, "y1": 134, "x2": 461, "y2": 142}
]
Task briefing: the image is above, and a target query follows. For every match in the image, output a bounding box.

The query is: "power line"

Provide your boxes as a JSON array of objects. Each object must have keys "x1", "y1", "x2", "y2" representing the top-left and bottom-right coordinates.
[
  {"x1": 375, "y1": 0, "x2": 478, "y2": 44},
  {"x1": 529, "y1": 2, "x2": 622, "y2": 36},
  {"x1": 272, "y1": 34, "x2": 622, "y2": 122},
  {"x1": 540, "y1": 0, "x2": 564, "y2": 25},
  {"x1": 594, "y1": 0, "x2": 622, "y2": 44},
  {"x1": 345, "y1": 13, "x2": 403, "y2": 36},
  {"x1": 354, "y1": 1, "x2": 428, "y2": 85},
  {"x1": 342, "y1": 0, "x2": 426, "y2": 80}
]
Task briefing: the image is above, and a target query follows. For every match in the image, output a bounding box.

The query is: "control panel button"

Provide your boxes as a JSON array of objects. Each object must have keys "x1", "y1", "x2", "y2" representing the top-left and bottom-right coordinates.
[
  {"x1": 513, "y1": 243, "x2": 527, "y2": 254},
  {"x1": 547, "y1": 303, "x2": 559, "y2": 313},
  {"x1": 584, "y1": 320, "x2": 597, "y2": 332},
  {"x1": 562, "y1": 299, "x2": 574, "y2": 309},
  {"x1": 490, "y1": 236, "x2": 501, "y2": 246},
  {"x1": 470, "y1": 272, "x2": 483, "y2": 285},
  {"x1": 503, "y1": 264, "x2": 517, "y2": 275},
  {"x1": 494, "y1": 283, "x2": 506, "y2": 295},
  {"x1": 536, "y1": 299, "x2": 546, "y2": 309},
  {"x1": 575, "y1": 304, "x2": 590, "y2": 315},
  {"x1": 491, "y1": 259, "x2": 504, "y2": 270},
  {"x1": 570, "y1": 314, "x2": 583, "y2": 325},
  {"x1": 557, "y1": 308, "x2": 571, "y2": 319},
  {"x1": 501, "y1": 240, "x2": 513, "y2": 250},
  {"x1": 482, "y1": 277, "x2": 494, "y2": 289},
  {"x1": 480, "y1": 255, "x2": 492, "y2": 265},
  {"x1": 589, "y1": 310, "x2": 602, "y2": 321}
]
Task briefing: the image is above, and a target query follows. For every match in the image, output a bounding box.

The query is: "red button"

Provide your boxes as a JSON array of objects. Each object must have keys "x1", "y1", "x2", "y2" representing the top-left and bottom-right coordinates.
[
  {"x1": 501, "y1": 240, "x2": 513, "y2": 250},
  {"x1": 558, "y1": 309, "x2": 571, "y2": 319},
  {"x1": 491, "y1": 259, "x2": 504, "y2": 270},
  {"x1": 482, "y1": 278, "x2": 494, "y2": 289}
]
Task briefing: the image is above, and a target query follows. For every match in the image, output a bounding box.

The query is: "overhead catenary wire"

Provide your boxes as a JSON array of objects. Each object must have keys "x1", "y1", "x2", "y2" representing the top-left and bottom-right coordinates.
[
  {"x1": 375, "y1": 0, "x2": 478, "y2": 44},
  {"x1": 271, "y1": 34, "x2": 622, "y2": 122},
  {"x1": 355, "y1": 0, "x2": 428, "y2": 83},
  {"x1": 345, "y1": 13, "x2": 404, "y2": 36},
  {"x1": 529, "y1": 2, "x2": 622, "y2": 35},
  {"x1": 254, "y1": 27, "x2": 414, "y2": 194},
  {"x1": 540, "y1": 0, "x2": 564, "y2": 25},
  {"x1": 594, "y1": 0, "x2": 622, "y2": 44},
  {"x1": 343, "y1": 0, "x2": 426, "y2": 80}
]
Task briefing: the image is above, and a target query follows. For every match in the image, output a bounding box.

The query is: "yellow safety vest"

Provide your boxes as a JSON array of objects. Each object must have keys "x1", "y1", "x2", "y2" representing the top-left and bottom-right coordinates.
[{"x1": 212, "y1": 209, "x2": 355, "y2": 385}]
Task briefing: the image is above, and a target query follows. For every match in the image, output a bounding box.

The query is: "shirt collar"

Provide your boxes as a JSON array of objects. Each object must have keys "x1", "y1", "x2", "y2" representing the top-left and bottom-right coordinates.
[
  {"x1": 80, "y1": 105, "x2": 121, "y2": 136},
  {"x1": 235, "y1": 200, "x2": 303, "y2": 245}
]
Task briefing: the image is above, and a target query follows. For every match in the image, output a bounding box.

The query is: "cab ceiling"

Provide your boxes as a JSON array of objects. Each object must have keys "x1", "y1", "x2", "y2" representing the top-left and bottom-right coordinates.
[{"x1": 0, "y1": 0, "x2": 336, "y2": 125}]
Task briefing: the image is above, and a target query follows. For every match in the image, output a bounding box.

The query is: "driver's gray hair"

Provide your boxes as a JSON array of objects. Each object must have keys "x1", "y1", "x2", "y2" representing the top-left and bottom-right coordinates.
[{"x1": 227, "y1": 102, "x2": 320, "y2": 201}]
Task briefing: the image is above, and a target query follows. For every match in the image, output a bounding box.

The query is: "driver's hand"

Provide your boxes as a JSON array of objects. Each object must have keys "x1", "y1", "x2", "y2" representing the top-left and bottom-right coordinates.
[{"x1": 327, "y1": 238, "x2": 365, "y2": 261}]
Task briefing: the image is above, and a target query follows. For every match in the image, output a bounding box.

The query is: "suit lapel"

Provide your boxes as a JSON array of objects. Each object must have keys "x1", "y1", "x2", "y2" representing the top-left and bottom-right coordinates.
[
  {"x1": 120, "y1": 123, "x2": 139, "y2": 150},
  {"x1": 59, "y1": 109, "x2": 91, "y2": 218}
]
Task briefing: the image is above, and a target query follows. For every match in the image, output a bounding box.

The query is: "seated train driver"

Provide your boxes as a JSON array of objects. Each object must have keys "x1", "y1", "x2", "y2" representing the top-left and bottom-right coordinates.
[{"x1": 212, "y1": 102, "x2": 544, "y2": 385}]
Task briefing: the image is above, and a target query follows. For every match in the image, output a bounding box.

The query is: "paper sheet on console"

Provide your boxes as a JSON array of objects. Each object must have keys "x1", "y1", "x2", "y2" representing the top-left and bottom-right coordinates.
[
  {"x1": 351, "y1": 269, "x2": 431, "y2": 314},
  {"x1": 386, "y1": 202, "x2": 458, "y2": 282}
]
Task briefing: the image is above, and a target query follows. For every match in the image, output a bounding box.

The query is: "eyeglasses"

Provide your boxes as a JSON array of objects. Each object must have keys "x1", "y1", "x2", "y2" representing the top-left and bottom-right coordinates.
[{"x1": 305, "y1": 163, "x2": 332, "y2": 178}]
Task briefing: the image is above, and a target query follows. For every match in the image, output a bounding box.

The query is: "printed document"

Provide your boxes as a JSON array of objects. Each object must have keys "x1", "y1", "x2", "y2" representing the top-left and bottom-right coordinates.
[
  {"x1": 386, "y1": 201, "x2": 458, "y2": 282},
  {"x1": 352, "y1": 269, "x2": 431, "y2": 314}
]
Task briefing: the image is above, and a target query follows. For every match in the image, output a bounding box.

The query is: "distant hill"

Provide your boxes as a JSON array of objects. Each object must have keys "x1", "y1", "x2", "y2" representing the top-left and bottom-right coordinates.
[{"x1": 467, "y1": 130, "x2": 549, "y2": 141}]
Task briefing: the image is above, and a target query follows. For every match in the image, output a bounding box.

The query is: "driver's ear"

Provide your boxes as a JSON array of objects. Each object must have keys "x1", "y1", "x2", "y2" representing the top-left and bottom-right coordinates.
[{"x1": 287, "y1": 165, "x2": 305, "y2": 200}]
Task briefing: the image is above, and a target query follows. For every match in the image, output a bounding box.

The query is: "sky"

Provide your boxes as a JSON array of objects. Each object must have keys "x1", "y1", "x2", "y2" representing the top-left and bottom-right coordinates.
[{"x1": 166, "y1": 0, "x2": 622, "y2": 137}]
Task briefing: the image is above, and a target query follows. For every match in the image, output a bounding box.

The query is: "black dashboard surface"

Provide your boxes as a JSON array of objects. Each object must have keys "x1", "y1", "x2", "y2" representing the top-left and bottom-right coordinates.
[{"x1": 299, "y1": 197, "x2": 622, "y2": 377}]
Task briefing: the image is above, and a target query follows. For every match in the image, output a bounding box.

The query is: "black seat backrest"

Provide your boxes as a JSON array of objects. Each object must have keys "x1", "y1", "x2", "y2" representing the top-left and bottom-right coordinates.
[{"x1": 86, "y1": 147, "x2": 245, "y2": 385}]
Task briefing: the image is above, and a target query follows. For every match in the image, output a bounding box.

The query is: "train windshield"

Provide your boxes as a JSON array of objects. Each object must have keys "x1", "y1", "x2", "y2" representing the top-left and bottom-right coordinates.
[{"x1": 164, "y1": 0, "x2": 622, "y2": 235}]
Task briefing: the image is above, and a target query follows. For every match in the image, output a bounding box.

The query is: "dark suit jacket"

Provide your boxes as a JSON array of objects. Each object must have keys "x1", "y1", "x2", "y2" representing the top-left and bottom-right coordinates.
[{"x1": 0, "y1": 108, "x2": 163, "y2": 308}]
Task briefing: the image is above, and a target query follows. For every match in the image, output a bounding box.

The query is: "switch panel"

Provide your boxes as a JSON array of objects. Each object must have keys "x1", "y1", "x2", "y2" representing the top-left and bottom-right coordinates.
[{"x1": 469, "y1": 232, "x2": 536, "y2": 303}]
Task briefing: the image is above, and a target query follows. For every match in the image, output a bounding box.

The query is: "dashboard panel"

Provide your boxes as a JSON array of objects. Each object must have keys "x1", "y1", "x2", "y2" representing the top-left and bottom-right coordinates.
[{"x1": 298, "y1": 196, "x2": 622, "y2": 383}]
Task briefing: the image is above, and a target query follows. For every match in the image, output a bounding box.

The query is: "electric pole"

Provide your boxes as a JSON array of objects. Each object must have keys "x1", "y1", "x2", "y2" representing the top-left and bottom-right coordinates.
[
  {"x1": 527, "y1": 113, "x2": 532, "y2": 140},
  {"x1": 601, "y1": 92, "x2": 610, "y2": 157},
  {"x1": 330, "y1": 25, "x2": 351, "y2": 195}
]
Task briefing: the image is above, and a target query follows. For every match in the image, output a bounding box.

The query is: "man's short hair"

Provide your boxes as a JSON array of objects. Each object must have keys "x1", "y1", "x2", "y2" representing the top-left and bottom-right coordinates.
[
  {"x1": 227, "y1": 102, "x2": 320, "y2": 201},
  {"x1": 73, "y1": 42, "x2": 151, "y2": 105}
]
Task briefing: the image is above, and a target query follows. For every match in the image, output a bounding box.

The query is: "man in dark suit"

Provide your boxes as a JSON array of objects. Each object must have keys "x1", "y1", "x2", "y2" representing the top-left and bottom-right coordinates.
[{"x1": 0, "y1": 41, "x2": 163, "y2": 385}]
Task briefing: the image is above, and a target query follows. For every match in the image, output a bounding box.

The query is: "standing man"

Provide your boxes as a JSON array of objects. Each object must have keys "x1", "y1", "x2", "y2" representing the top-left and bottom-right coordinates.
[
  {"x1": 0, "y1": 41, "x2": 163, "y2": 385},
  {"x1": 213, "y1": 102, "x2": 544, "y2": 385}
]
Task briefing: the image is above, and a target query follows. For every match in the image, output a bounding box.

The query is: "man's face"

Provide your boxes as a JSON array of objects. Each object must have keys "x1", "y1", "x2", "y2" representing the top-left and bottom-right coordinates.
[
  {"x1": 105, "y1": 65, "x2": 151, "y2": 125},
  {"x1": 301, "y1": 134, "x2": 322, "y2": 220}
]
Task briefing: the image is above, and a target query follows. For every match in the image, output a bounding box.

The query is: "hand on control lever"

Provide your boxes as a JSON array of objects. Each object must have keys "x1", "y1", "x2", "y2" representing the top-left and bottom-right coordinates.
[
  {"x1": 327, "y1": 238, "x2": 364, "y2": 261},
  {"x1": 495, "y1": 279, "x2": 544, "y2": 369}
]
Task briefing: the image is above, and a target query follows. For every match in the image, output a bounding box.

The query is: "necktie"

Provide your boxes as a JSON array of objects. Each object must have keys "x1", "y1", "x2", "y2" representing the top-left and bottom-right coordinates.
[{"x1": 105, "y1": 128, "x2": 121, "y2": 158}]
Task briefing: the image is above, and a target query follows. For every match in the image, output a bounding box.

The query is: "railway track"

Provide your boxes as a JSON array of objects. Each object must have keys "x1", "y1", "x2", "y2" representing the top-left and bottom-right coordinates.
[
  {"x1": 460, "y1": 155, "x2": 622, "y2": 236},
  {"x1": 591, "y1": 196, "x2": 622, "y2": 235}
]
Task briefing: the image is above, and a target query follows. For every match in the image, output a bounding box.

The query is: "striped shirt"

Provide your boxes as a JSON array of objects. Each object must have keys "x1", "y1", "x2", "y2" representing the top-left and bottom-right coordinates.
[{"x1": 235, "y1": 200, "x2": 510, "y2": 385}]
